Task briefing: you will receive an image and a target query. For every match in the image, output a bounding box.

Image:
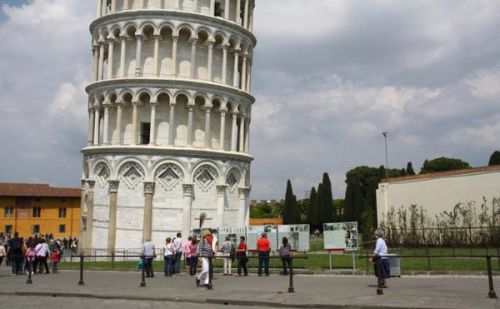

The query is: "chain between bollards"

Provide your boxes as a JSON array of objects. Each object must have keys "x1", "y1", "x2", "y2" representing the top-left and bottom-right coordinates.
[
  {"x1": 288, "y1": 257, "x2": 294, "y2": 293},
  {"x1": 486, "y1": 255, "x2": 497, "y2": 299},
  {"x1": 26, "y1": 260, "x2": 33, "y2": 284},
  {"x1": 78, "y1": 251, "x2": 84, "y2": 285},
  {"x1": 140, "y1": 254, "x2": 146, "y2": 287}
]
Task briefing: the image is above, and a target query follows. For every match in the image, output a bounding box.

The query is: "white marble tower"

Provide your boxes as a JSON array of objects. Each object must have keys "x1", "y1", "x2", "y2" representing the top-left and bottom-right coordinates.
[{"x1": 80, "y1": 0, "x2": 256, "y2": 251}]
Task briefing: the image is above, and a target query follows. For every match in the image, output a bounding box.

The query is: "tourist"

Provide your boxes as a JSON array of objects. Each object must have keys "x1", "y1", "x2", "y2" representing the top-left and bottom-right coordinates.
[
  {"x1": 25, "y1": 243, "x2": 36, "y2": 276},
  {"x1": 163, "y1": 237, "x2": 175, "y2": 277},
  {"x1": 257, "y1": 233, "x2": 271, "y2": 276},
  {"x1": 172, "y1": 233, "x2": 183, "y2": 274},
  {"x1": 236, "y1": 236, "x2": 248, "y2": 276},
  {"x1": 190, "y1": 236, "x2": 199, "y2": 276},
  {"x1": 207, "y1": 229, "x2": 218, "y2": 280},
  {"x1": 50, "y1": 248, "x2": 60, "y2": 273},
  {"x1": 220, "y1": 236, "x2": 233, "y2": 275},
  {"x1": 372, "y1": 229, "x2": 390, "y2": 288},
  {"x1": 35, "y1": 238, "x2": 50, "y2": 274},
  {"x1": 8, "y1": 232, "x2": 24, "y2": 275},
  {"x1": 196, "y1": 230, "x2": 213, "y2": 289},
  {"x1": 279, "y1": 237, "x2": 291, "y2": 276},
  {"x1": 183, "y1": 236, "x2": 193, "y2": 275},
  {"x1": 142, "y1": 237, "x2": 156, "y2": 278}
]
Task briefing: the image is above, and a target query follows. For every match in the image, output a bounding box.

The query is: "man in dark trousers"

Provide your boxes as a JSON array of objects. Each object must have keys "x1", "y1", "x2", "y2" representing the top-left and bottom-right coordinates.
[
  {"x1": 8, "y1": 232, "x2": 24, "y2": 275},
  {"x1": 257, "y1": 233, "x2": 271, "y2": 276}
]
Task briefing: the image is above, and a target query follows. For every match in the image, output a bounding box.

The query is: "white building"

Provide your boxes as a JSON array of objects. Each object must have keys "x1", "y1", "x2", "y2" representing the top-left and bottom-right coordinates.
[
  {"x1": 376, "y1": 165, "x2": 500, "y2": 225},
  {"x1": 80, "y1": 0, "x2": 256, "y2": 251}
]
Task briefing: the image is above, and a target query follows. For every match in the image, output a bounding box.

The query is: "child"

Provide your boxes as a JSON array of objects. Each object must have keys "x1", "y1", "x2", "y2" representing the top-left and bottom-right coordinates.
[
  {"x1": 50, "y1": 248, "x2": 60, "y2": 273},
  {"x1": 25, "y1": 244, "x2": 36, "y2": 276}
]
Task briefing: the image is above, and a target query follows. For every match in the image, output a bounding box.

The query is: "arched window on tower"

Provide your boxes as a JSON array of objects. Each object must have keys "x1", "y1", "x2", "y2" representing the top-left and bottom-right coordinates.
[{"x1": 214, "y1": 1, "x2": 223, "y2": 17}]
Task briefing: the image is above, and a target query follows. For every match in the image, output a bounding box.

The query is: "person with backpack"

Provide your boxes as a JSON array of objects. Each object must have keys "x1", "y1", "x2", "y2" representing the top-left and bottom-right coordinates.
[
  {"x1": 220, "y1": 236, "x2": 233, "y2": 275},
  {"x1": 279, "y1": 237, "x2": 291, "y2": 276}
]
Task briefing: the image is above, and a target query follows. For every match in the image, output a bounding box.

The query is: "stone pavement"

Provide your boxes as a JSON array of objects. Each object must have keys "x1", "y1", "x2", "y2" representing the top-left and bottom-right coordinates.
[{"x1": 0, "y1": 265, "x2": 499, "y2": 309}]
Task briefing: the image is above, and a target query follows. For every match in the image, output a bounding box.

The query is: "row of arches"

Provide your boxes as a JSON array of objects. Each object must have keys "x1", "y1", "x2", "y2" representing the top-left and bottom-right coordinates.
[
  {"x1": 96, "y1": 0, "x2": 255, "y2": 32},
  {"x1": 87, "y1": 87, "x2": 252, "y2": 152},
  {"x1": 92, "y1": 19, "x2": 253, "y2": 92}
]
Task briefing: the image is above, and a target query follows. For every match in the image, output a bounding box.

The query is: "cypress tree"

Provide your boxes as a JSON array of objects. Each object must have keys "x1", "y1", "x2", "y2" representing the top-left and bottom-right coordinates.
[
  {"x1": 489, "y1": 151, "x2": 500, "y2": 166},
  {"x1": 307, "y1": 187, "x2": 317, "y2": 226},
  {"x1": 313, "y1": 183, "x2": 323, "y2": 230},
  {"x1": 283, "y1": 180, "x2": 300, "y2": 224},
  {"x1": 320, "y1": 172, "x2": 334, "y2": 223},
  {"x1": 343, "y1": 174, "x2": 363, "y2": 223},
  {"x1": 406, "y1": 162, "x2": 415, "y2": 175}
]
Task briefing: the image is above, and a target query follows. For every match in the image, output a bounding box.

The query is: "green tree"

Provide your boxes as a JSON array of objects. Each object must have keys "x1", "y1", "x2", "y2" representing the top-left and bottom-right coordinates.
[
  {"x1": 313, "y1": 183, "x2": 323, "y2": 229},
  {"x1": 406, "y1": 162, "x2": 415, "y2": 175},
  {"x1": 420, "y1": 157, "x2": 470, "y2": 173},
  {"x1": 489, "y1": 151, "x2": 500, "y2": 166},
  {"x1": 319, "y1": 172, "x2": 334, "y2": 224},
  {"x1": 307, "y1": 187, "x2": 317, "y2": 227},
  {"x1": 283, "y1": 180, "x2": 300, "y2": 224}
]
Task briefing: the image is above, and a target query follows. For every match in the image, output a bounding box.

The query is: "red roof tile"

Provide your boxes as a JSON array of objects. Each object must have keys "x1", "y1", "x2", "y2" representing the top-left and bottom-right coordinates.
[{"x1": 0, "y1": 183, "x2": 80, "y2": 198}]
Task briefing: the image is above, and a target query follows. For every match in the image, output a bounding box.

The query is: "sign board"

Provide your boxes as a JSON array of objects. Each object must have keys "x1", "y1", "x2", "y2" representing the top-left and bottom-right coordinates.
[{"x1": 323, "y1": 222, "x2": 358, "y2": 251}]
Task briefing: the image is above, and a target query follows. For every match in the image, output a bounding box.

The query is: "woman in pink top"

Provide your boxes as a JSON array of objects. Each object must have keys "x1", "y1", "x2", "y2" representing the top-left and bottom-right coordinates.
[
  {"x1": 25, "y1": 244, "x2": 37, "y2": 275},
  {"x1": 183, "y1": 236, "x2": 193, "y2": 275}
]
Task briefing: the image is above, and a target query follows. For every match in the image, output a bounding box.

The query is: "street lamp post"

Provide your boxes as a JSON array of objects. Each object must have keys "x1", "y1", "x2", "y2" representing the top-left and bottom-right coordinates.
[{"x1": 382, "y1": 132, "x2": 388, "y2": 178}]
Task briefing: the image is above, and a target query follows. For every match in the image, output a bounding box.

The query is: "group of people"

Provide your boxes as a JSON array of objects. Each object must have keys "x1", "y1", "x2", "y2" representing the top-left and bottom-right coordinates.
[
  {"x1": 141, "y1": 230, "x2": 294, "y2": 289},
  {"x1": 0, "y1": 232, "x2": 76, "y2": 275}
]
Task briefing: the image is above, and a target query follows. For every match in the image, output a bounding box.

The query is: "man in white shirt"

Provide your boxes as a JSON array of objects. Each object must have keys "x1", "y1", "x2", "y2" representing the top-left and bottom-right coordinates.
[
  {"x1": 142, "y1": 238, "x2": 156, "y2": 278},
  {"x1": 172, "y1": 233, "x2": 183, "y2": 274},
  {"x1": 373, "y1": 229, "x2": 390, "y2": 288}
]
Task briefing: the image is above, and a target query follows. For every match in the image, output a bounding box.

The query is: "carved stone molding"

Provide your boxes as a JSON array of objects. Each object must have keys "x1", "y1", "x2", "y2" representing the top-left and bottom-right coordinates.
[
  {"x1": 238, "y1": 187, "x2": 251, "y2": 200},
  {"x1": 80, "y1": 179, "x2": 87, "y2": 190},
  {"x1": 87, "y1": 180, "x2": 96, "y2": 190},
  {"x1": 108, "y1": 180, "x2": 120, "y2": 193},
  {"x1": 183, "y1": 183, "x2": 194, "y2": 197},
  {"x1": 144, "y1": 181, "x2": 155, "y2": 195}
]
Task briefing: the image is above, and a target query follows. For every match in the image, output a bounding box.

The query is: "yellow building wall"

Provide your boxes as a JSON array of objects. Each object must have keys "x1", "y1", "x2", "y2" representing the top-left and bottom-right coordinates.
[{"x1": 0, "y1": 196, "x2": 80, "y2": 239}]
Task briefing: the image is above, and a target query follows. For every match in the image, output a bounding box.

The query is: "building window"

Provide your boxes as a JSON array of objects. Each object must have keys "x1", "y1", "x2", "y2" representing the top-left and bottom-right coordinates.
[
  {"x1": 32, "y1": 207, "x2": 41, "y2": 218},
  {"x1": 59, "y1": 208, "x2": 67, "y2": 218},
  {"x1": 4, "y1": 207, "x2": 13, "y2": 218},
  {"x1": 140, "y1": 122, "x2": 150, "y2": 145},
  {"x1": 60, "y1": 198, "x2": 66, "y2": 203},
  {"x1": 5, "y1": 225, "x2": 12, "y2": 234},
  {"x1": 214, "y1": 1, "x2": 223, "y2": 17},
  {"x1": 32, "y1": 225, "x2": 40, "y2": 234},
  {"x1": 34, "y1": 198, "x2": 41, "y2": 202},
  {"x1": 59, "y1": 224, "x2": 66, "y2": 233}
]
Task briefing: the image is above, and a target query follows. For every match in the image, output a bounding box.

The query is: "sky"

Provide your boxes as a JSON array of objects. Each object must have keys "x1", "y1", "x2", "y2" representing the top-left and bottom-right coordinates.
[{"x1": 1, "y1": 0, "x2": 500, "y2": 200}]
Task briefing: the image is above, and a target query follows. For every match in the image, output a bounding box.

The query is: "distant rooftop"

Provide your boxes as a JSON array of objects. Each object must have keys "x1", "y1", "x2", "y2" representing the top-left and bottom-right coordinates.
[
  {"x1": 381, "y1": 165, "x2": 500, "y2": 183},
  {"x1": 0, "y1": 183, "x2": 80, "y2": 198}
]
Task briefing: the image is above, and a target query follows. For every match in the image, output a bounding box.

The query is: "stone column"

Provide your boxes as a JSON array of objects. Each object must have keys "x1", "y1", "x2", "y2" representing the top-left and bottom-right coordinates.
[
  {"x1": 153, "y1": 34, "x2": 160, "y2": 77},
  {"x1": 193, "y1": 0, "x2": 198, "y2": 12},
  {"x1": 96, "y1": 0, "x2": 101, "y2": 17},
  {"x1": 174, "y1": 0, "x2": 180, "y2": 10},
  {"x1": 93, "y1": 108, "x2": 101, "y2": 145},
  {"x1": 221, "y1": 43, "x2": 229, "y2": 84},
  {"x1": 102, "y1": 102, "x2": 110, "y2": 145},
  {"x1": 131, "y1": 101, "x2": 139, "y2": 145},
  {"x1": 142, "y1": 182, "x2": 155, "y2": 242},
  {"x1": 115, "y1": 102, "x2": 123, "y2": 144},
  {"x1": 123, "y1": 0, "x2": 129, "y2": 10},
  {"x1": 238, "y1": 114, "x2": 245, "y2": 152},
  {"x1": 241, "y1": 52, "x2": 248, "y2": 91},
  {"x1": 210, "y1": 0, "x2": 215, "y2": 15},
  {"x1": 138, "y1": 0, "x2": 144, "y2": 9},
  {"x1": 182, "y1": 184, "x2": 194, "y2": 240},
  {"x1": 236, "y1": 0, "x2": 241, "y2": 25},
  {"x1": 149, "y1": 102, "x2": 157, "y2": 145},
  {"x1": 224, "y1": 0, "x2": 230, "y2": 19},
  {"x1": 107, "y1": 180, "x2": 119, "y2": 253},
  {"x1": 233, "y1": 48, "x2": 240, "y2": 87},
  {"x1": 244, "y1": 117, "x2": 250, "y2": 153},
  {"x1": 247, "y1": 58, "x2": 252, "y2": 92},
  {"x1": 219, "y1": 106, "x2": 227, "y2": 150},
  {"x1": 135, "y1": 34, "x2": 143, "y2": 76},
  {"x1": 207, "y1": 40, "x2": 214, "y2": 80},
  {"x1": 216, "y1": 185, "x2": 227, "y2": 227},
  {"x1": 172, "y1": 36, "x2": 178, "y2": 75},
  {"x1": 168, "y1": 103, "x2": 176, "y2": 145},
  {"x1": 79, "y1": 179, "x2": 87, "y2": 250},
  {"x1": 88, "y1": 109, "x2": 95, "y2": 145},
  {"x1": 243, "y1": 0, "x2": 250, "y2": 29},
  {"x1": 107, "y1": 38, "x2": 114, "y2": 79},
  {"x1": 101, "y1": 0, "x2": 107, "y2": 16},
  {"x1": 190, "y1": 38, "x2": 198, "y2": 79},
  {"x1": 238, "y1": 187, "x2": 251, "y2": 226},
  {"x1": 230, "y1": 110, "x2": 238, "y2": 151},
  {"x1": 204, "y1": 106, "x2": 212, "y2": 148},
  {"x1": 85, "y1": 180, "x2": 96, "y2": 249},
  {"x1": 187, "y1": 102, "x2": 194, "y2": 146},
  {"x1": 92, "y1": 46, "x2": 99, "y2": 82},
  {"x1": 120, "y1": 35, "x2": 127, "y2": 78},
  {"x1": 110, "y1": 0, "x2": 116, "y2": 12},
  {"x1": 98, "y1": 42, "x2": 105, "y2": 81}
]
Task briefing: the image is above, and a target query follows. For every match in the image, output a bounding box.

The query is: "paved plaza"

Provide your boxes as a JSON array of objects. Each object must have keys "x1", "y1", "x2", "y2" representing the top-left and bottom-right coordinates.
[{"x1": 0, "y1": 265, "x2": 499, "y2": 309}]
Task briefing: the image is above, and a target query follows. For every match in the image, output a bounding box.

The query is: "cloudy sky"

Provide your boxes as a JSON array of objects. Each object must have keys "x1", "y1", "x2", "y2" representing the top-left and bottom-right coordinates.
[{"x1": 1, "y1": 0, "x2": 500, "y2": 199}]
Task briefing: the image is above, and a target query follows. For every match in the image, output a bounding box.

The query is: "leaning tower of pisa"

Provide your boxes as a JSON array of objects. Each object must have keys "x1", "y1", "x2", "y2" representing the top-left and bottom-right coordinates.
[{"x1": 80, "y1": 0, "x2": 256, "y2": 251}]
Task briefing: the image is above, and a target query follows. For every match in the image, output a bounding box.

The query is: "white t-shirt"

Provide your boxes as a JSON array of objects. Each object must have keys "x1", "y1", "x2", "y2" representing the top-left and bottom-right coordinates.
[
  {"x1": 163, "y1": 243, "x2": 175, "y2": 256},
  {"x1": 374, "y1": 238, "x2": 388, "y2": 258}
]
